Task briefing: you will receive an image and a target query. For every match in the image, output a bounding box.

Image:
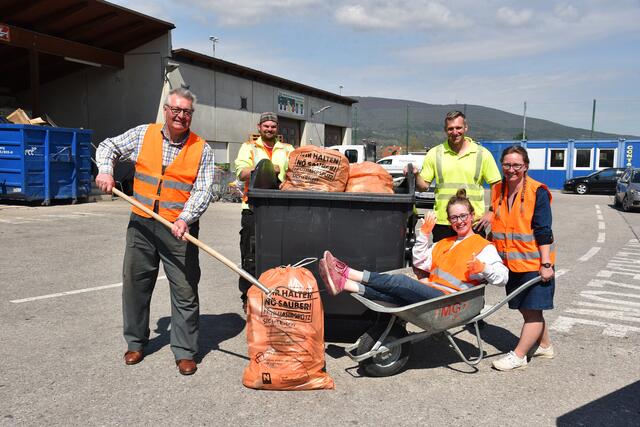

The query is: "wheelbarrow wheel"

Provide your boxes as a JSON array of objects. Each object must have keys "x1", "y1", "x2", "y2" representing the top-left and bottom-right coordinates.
[{"x1": 357, "y1": 323, "x2": 410, "y2": 377}]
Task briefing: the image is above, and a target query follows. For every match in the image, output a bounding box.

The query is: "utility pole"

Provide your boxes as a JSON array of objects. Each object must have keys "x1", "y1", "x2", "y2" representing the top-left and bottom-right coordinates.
[
  {"x1": 522, "y1": 101, "x2": 527, "y2": 141},
  {"x1": 353, "y1": 106, "x2": 358, "y2": 144},
  {"x1": 405, "y1": 104, "x2": 409, "y2": 153},
  {"x1": 209, "y1": 36, "x2": 219, "y2": 57},
  {"x1": 463, "y1": 103, "x2": 467, "y2": 116},
  {"x1": 590, "y1": 99, "x2": 596, "y2": 139}
]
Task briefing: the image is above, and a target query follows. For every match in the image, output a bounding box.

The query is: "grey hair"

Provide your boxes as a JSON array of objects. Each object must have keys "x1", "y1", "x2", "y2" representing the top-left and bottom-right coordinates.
[{"x1": 164, "y1": 87, "x2": 197, "y2": 106}]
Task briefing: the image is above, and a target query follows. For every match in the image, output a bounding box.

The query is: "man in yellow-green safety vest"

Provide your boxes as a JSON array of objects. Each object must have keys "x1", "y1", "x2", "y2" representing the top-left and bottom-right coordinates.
[
  {"x1": 234, "y1": 112, "x2": 294, "y2": 309},
  {"x1": 414, "y1": 111, "x2": 501, "y2": 242}
]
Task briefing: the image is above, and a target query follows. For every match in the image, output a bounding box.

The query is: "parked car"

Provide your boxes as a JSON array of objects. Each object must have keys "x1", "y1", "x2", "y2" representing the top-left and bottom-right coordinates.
[
  {"x1": 376, "y1": 155, "x2": 433, "y2": 208},
  {"x1": 326, "y1": 144, "x2": 376, "y2": 163},
  {"x1": 563, "y1": 167, "x2": 625, "y2": 195},
  {"x1": 614, "y1": 168, "x2": 640, "y2": 212},
  {"x1": 376, "y1": 154, "x2": 425, "y2": 177}
]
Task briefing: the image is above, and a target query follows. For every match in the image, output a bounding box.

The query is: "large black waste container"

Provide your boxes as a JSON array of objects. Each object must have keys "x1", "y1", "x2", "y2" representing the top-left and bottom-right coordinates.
[{"x1": 249, "y1": 173, "x2": 415, "y2": 334}]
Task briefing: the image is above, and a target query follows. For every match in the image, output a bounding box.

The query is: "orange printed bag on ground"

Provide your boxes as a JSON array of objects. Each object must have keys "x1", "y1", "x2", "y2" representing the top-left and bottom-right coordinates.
[
  {"x1": 346, "y1": 161, "x2": 394, "y2": 194},
  {"x1": 280, "y1": 145, "x2": 349, "y2": 192},
  {"x1": 242, "y1": 261, "x2": 335, "y2": 390}
]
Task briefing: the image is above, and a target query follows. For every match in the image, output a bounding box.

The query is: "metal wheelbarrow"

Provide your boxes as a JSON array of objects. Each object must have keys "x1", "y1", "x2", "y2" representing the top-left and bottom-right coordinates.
[{"x1": 344, "y1": 271, "x2": 542, "y2": 377}]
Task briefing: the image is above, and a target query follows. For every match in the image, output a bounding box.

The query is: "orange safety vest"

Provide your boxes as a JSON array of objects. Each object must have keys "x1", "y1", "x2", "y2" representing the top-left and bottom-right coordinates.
[
  {"x1": 490, "y1": 177, "x2": 556, "y2": 272},
  {"x1": 132, "y1": 124, "x2": 205, "y2": 222},
  {"x1": 421, "y1": 234, "x2": 490, "y2": 295}
]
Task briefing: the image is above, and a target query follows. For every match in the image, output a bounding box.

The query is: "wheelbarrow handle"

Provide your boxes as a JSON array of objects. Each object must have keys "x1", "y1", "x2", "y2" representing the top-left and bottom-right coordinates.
[
  {"x1": 468, "y1": 275, "x2": 543, "y2": 323},
  {"x1": 111, "y1": 187, "x2": 271, "y2": 295}
]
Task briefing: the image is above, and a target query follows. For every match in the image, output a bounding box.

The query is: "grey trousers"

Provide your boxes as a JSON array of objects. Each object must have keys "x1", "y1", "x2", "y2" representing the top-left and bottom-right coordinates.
[{"x1": 122, "y1": 213, "x2": 201, "y2": 360}]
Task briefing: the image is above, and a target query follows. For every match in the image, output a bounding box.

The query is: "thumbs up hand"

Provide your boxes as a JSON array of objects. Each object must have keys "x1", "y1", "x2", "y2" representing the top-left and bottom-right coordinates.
[{"x1": 466, "y1": 252, "x2": 485, "y2": 275}]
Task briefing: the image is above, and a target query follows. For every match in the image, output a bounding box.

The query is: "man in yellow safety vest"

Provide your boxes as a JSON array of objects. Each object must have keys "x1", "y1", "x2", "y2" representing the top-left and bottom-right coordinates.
[
  {"x1": 414, "y1": 111, "x2": 501, "y2": 242},
  {"x1": 234, "y1": 112, "x2": 294, "y2": 309}
]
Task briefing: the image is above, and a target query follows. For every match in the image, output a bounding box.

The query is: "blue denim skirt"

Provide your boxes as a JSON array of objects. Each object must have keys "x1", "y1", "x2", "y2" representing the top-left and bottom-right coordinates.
[{"x1": 505, "y1": 270, "x2": 555, "y2": 310}]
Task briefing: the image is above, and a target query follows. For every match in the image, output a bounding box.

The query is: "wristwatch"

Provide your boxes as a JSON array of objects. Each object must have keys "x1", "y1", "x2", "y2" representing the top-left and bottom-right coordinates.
[{"x1": 541, "y1": 263, "x2": 552, "y2": 268}]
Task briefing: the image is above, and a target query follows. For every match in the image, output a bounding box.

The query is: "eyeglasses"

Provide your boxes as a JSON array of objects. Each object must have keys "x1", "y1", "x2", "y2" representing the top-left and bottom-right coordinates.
[
  {"x1": 448, "y1": 213, "x2": 470, "y2": 223},
  {"x1": 502, "y1": 163, "x2": 525, "y2": 171},
  {"x1": 165, "y1": 105, "x2": 194, "y2": 117}
]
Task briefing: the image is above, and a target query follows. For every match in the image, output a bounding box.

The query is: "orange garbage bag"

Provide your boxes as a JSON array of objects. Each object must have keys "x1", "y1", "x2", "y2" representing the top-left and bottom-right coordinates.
[
  {"x1": 281, "y1": 146, "x2": 349, "y2": 192},
  {"x1": 346, "y1": 161, "x2": 394, "y2": 194},
  {"x1": 242, "y1": 264, "x2": 335, "y2": 390}
]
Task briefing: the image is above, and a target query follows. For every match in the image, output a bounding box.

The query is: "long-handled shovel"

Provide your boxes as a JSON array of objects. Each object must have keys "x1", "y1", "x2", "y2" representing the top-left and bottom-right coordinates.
[{"x1": 101, "y1": 184, "x2": 271, "y2": 295}]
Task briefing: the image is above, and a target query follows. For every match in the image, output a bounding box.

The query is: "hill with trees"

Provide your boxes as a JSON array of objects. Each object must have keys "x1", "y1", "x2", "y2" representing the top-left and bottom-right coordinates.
[{"x1": 352, "y1": 97, "x2": 637, "y2": 152}]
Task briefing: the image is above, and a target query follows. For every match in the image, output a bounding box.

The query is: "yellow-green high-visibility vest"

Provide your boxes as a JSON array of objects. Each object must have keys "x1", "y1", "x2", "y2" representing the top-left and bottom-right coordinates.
[{"x1": 431, "y1": 140, "x2": 489, "y2": 224}]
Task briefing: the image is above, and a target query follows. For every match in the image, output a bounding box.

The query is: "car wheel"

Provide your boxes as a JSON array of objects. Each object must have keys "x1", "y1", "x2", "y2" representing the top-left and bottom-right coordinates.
[
  {"x1": 575, "y1": 183, "x2": 588, "y2": 195},
  {"x1": 623, "y1": 195, "x2": 632, "y2": 212}
]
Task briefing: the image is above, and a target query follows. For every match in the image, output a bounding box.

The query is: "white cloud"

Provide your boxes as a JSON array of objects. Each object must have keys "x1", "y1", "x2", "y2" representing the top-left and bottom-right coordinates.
[
  {"x1": 190, "y1": 0, "x2": 322, "y2": 26},
  {"x1": 335, "y1": 1, "x2": 468, "y2": 31},
  {"x1": 401, "y1": 5, "x2": 640, "y2": 65},
  {"x1": 401, "y1": 37, "x2": 547, "y2": 64},
  {"x1": 335, "y1": 5, "x2": 390, "y2": 30},
  {"x1": 496, "y1": 6, "x2": 533, "y2": 27},
  {"x1": 185, "y1": 0, "x2": 470, "y2": 29},
  {"x1": 554, "y1": 2, "x2": 580, "y2": 21}
]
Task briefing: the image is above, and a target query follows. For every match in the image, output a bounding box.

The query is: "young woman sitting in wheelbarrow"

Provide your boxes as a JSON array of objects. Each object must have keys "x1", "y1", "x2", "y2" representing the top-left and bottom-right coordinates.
[{"x1": 318, "y1": 189, "x2": 509, "y2": 305}]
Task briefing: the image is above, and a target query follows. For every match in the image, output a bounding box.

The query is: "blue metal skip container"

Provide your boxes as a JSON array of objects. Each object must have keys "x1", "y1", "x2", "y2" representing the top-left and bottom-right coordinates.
[{"x1": 0, "y1": 124, "x2": 93, "y2": 204}]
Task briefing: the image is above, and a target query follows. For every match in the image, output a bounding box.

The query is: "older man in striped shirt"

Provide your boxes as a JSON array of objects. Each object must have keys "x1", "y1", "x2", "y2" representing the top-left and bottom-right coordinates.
[{"x1": 95, "y1": 87, "x2": 215, "y2": 376}]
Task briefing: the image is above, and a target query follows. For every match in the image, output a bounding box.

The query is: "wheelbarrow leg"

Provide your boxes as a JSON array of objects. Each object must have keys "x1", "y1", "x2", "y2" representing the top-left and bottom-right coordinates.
[
  {"x1": 345, "y1": 315, "x2": 397, "y2": 359},
  {"x1": 443, "y1": 321, "x2": 485, "y2": 366}
]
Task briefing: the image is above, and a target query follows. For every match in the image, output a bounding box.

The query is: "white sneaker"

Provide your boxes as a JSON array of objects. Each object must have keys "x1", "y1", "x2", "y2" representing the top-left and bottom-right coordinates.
[
  {"x1": 492, "y1": 351, "x2": 528, "y2": 371},
  {"x1": 532, "y1": 344, "x2": 555, "y2": 359}
]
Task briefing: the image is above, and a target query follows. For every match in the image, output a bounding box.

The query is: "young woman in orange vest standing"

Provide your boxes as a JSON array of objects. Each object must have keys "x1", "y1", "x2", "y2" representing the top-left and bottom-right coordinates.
[
  {"x1": 490, "y1": 146, "x2": 557, "y2": 371},
  {"x1": 318, "y1": 189, "x2": 508, "y2": 306}
]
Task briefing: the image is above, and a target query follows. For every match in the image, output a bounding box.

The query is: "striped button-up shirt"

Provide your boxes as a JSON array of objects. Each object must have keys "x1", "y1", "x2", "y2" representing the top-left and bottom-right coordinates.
[{"x1": 96, "y1": 124, "x2": 215, "y2": 224}]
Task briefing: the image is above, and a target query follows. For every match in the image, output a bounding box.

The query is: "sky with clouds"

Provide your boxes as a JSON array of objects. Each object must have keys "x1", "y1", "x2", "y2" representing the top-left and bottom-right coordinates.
[{"x1": 112, "y1": 0, "x2": 640, "y2": 136}]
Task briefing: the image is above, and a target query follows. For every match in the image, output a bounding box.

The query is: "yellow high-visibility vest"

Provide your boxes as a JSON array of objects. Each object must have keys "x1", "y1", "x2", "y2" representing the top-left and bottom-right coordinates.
[{"x1": 420, "y1": 138, "x2": 501, "y2": 225}]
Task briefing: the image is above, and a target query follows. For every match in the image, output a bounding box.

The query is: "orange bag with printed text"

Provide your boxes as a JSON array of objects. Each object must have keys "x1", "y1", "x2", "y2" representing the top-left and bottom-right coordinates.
[
  {"x1": 242, "y1": 263, "x2": 335, "y2": 390},
  {"x1": 346, "y1": 161, "x2": 394, "y2": 194},
  {"x1": 280, "y1": 145, "x2": 349, "y2": 192}
]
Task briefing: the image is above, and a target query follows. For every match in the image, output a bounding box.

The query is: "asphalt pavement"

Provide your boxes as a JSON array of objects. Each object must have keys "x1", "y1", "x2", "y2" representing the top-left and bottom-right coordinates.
[{"x1": 1, "y1": 191, "x2": 639, "y2": 426}]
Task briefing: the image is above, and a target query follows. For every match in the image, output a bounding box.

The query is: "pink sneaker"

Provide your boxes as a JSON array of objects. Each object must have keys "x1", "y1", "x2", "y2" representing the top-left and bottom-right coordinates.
[{"x1": 320, "y1": 250, "x2": 349, "y2": 295}]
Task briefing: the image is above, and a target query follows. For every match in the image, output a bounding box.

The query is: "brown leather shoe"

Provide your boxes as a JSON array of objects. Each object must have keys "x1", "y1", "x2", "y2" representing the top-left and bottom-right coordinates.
[
  {"x1": 124, "y1": 350, "x2": 143, "y2": 365},
  {"x1": 176, "y1": 359, "x2": 197, "y2": 376}
]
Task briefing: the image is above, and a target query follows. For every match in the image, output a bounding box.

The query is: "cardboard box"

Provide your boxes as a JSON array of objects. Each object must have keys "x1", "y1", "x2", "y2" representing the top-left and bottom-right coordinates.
[
  {"x1": 6, "y1": 108, "x2": 51, "y2": 126},
  {"x1": 7, "y1": 108, "x2": 31, "y2": 124}
]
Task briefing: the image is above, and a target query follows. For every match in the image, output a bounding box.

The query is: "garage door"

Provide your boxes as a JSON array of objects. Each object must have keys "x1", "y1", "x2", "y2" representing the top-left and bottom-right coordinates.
[
  {"x1": 325, "y1": 125, "x2": 342, "y2": 146},
  {"x1": 278, "y1": 117, "x2": 301, "y2": 147}
]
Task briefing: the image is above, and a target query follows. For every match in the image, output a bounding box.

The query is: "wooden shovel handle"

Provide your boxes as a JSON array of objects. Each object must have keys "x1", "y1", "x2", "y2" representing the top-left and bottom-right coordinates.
[{"x1": 111, "y1": 187, "x2": 270, "y2": 295}]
